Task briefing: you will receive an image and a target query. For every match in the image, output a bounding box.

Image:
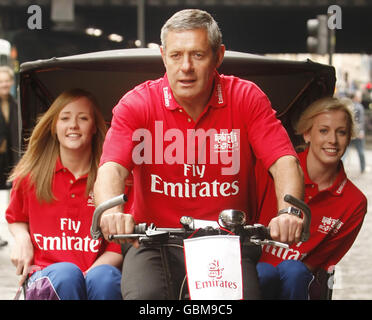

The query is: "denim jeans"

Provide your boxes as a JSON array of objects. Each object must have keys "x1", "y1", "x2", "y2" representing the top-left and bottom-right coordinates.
[
  {"x1": 26, "y1": 262, "x2": 122, "y2": 300},
  {"x1": 256, "y1": 260, "x2": 314, "y2": 300}
]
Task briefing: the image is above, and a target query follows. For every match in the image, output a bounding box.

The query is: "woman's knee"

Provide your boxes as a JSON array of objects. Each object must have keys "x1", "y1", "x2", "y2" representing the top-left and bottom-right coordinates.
[
  {"x1": 86, "y1": 264, "x2": 122, "y2": 300},
  {"x1": 277, "y1": 260, "x2": 312, "y2": 282},
  {"x1": 41, "y1": 262, "x2": 86, "y2": 300},
  {"x1": 256, "y1": 262, "x2": 281, "y2": 299},
  {"x1": 46, "y1": 262, "x2": 84, "y2": 282},
  {"x1": 257, "y1": 262, "x2": 280, "y2": 286},
  {"x1": 276, "y1": 260, "x2": 313, "y2": 300}
]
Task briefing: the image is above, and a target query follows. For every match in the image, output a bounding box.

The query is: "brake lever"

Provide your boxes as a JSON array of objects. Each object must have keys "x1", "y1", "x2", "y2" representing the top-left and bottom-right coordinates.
[
  {"x1": 250, "y1": 238, "x2": 289, "y2": 249},
  {"x1": 108, "y1": 234, "x2": 142, "y2": 240},
  {"x1": 108, "y1": 227, "x2": 171, "y2": 241},
  {"x1": 241, "y1": 224, "x2": 289, "y2": 249}
]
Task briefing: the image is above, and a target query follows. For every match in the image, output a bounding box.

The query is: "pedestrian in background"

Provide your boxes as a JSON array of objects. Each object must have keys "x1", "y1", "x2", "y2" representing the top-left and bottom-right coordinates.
[
  {"x1": 349, "y1": 90, "x2": 366, "y2": 174},
  {"x1": 0, "y1": 66, "x2": 20, "y2": 248},
  {"x1": 0, "y1": 66, "x2": 19, "y2": 189}
]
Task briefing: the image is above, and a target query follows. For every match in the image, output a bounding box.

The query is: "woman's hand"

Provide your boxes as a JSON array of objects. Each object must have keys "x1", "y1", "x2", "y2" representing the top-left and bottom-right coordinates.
[{"x1": 8, "y1": 223, "x2": 35, "y2": 286}]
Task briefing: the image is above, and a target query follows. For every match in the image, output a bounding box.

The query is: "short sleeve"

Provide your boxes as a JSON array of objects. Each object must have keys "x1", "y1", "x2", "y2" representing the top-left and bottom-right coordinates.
[
  {"x1": 100, "y1": 90, "x2": 149, "y2": 171},
  {"x1": 6, "y1": 178, "x2": 30, "y2": 224},
  {"x1": 241, "y1": 83, "x2": 297, "y2": 169}
]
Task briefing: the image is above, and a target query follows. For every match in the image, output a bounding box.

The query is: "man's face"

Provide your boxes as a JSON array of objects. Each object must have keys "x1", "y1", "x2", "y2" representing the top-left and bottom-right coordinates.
[
  {"x1": 160, "y1": 28, "x2": 224, "y2": 108},
  {"x1": 0, "y1": 72, "x2": 13, "y2": 99}
]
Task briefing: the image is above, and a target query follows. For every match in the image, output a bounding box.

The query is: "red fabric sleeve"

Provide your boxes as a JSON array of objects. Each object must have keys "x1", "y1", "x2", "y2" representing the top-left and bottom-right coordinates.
[
  {"x1": 303, "y1": 197, "x2": 367, "y2": 270},
  {"x1": 100, "y1": 87, "x2": 149, "y2": 171},
  {"x1": 5, "y1": 178, "x2": 30, "y2": 224}
]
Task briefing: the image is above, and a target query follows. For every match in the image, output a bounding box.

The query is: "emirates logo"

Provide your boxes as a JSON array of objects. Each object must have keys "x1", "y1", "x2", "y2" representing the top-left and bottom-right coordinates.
[
  {"x1": 193, "y1": 259, "x2": 238, "y2": 290},
  {"x1": 208, "y1": 260, "x2": 224, "y2": 279}
]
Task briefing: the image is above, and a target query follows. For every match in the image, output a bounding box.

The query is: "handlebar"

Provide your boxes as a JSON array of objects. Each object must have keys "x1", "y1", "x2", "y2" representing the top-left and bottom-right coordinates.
[
  {"x1": 90, "y1": 194, "x2": 128, "y2": 240},
  {"x1": 90, "y1": 193, "x2": 311, "y2": 244},
  {"x1": 108, "y1": 218, "x2": 290, "y2": 249}
]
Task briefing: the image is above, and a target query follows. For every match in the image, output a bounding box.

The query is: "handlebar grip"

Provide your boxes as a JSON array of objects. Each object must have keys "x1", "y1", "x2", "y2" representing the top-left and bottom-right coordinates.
[
  {"x1": 263, "y1": 226, "x2": 271, "y2": 240},
  {"x1": 241, "y1": 224, "x2": 271, "y2": 240},
  {"x1": 90, "y1": 194, "x2": 128, "y2": 240},
  {"x1": 134, "y1": 223, "x2": 147, "y2": 234},
  {"x1": 284, "y1": 194, "x2": 311, "y2": 242}
]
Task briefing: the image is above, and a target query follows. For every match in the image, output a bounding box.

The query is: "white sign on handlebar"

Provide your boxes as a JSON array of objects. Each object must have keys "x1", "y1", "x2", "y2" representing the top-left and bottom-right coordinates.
[{"x1": 183, "y1": 235, "x2": 243, "y2": 300}]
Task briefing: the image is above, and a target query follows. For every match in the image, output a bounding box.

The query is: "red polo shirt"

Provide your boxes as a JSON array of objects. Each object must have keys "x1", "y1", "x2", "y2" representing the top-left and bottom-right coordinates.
[
  {"x1": 101, "y1": 71, "x2": 296, "y2": 227},
  {"x1": 6, "y1": 159, "x2": 121, "y2": 272},
  {"x1": 256, "y1": 148, "x2": 367, "y2": 270}
]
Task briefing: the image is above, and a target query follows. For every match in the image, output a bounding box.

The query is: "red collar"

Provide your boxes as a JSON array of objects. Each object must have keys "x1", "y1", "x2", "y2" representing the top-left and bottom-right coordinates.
[
  {"x1": 299, "y1": 148, "x2": 347, "y2": 196},
  {"x1": 55, "y1": 157, "x2": 89, "y2": 179},
  {"x1": 55, "y1": 157, "x2": 65, "y2": 173},
  {"x1": 161, "y1": 71, "x2": 226, "y2": 111}
]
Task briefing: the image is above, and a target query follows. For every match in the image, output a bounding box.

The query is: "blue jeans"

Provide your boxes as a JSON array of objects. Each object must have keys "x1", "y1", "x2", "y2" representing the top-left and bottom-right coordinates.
[
  {"x1": 26, "y1": 262, "x2": 122, "y2": 300},
  {"x1": 257, "y1": 261, "x2": 314, "y2": 300}
]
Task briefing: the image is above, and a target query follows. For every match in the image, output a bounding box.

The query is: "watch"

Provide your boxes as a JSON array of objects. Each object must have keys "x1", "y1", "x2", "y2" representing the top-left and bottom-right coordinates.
[{"x1": 278, "y1": 206, "x2": 302, "y2": 218}]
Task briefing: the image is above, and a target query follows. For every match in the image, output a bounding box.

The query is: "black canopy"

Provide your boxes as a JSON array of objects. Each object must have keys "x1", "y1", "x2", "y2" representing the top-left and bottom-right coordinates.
[{"x1": 19, "y1": 48, "x2": 335, "y2": 146}]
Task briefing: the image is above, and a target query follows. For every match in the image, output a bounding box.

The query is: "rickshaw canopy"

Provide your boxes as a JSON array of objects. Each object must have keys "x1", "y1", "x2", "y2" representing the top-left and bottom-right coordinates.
[{"x1": 19, "y1": 48, "x2": 335, "y2": 147}]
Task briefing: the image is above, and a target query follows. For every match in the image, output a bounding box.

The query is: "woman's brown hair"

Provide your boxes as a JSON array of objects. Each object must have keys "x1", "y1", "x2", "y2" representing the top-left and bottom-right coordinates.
[{"x1": 9, "y1": 88, "x2": 107, "y2": 202}]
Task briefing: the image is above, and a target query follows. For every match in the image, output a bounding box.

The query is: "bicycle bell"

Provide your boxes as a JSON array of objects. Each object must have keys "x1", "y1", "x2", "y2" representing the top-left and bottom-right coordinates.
[{"x1": 218, "y1": 209, "x2": 246, "y2": 232}]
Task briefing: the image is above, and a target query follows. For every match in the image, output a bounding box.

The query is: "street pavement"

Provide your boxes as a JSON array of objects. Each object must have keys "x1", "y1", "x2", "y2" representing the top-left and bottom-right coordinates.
[
  {"x1": 0, "y1": 144, "x2": 371, "y2": 300},
  {"x1": 331, "y1": 144, "x2": 372, "y2": 300}
]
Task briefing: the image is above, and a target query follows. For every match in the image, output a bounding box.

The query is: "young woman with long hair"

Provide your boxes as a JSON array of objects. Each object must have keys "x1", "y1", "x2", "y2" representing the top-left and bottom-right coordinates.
[{"x1": 6, "y1": 89, "x2": 123, "y2": 300}]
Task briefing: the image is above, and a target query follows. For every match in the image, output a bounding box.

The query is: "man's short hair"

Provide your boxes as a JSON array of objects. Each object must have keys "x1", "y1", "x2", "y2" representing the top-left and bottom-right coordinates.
[{"x1": 160, "y1": 9, "x2": 222, "y2": 55}]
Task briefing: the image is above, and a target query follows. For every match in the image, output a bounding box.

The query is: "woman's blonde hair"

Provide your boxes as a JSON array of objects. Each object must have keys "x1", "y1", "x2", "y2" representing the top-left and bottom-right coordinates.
[
  {"x1": 0, "y1": 66, "x2": 15, "y2": 80},
  {"x1": 9, "y1": 88, "x2": 107, "y2": 202},
  {"x1": 295, "y1": 96, "x2": 355, "y2": 148}
]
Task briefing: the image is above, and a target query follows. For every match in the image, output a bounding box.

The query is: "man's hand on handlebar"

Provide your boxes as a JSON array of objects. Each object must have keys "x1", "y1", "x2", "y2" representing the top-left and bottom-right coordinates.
[
  {"x1": 268, "y1": 214, "x2": 303, "y2": 245},
  {"x1": 100, "y1": 212, "x2": 138, "y2": 246},
  {"x1": 91, "y1": 194, "x2": 310, "y2": 246}
]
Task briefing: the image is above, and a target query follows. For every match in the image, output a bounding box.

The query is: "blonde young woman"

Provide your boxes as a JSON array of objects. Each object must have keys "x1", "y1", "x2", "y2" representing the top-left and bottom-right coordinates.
[
  {"x1": 6, "y1": 89, "x2": 123, "y2": 300},
  {"x1": 255, "y1": 97, "x2": 367, "y2": 299}
]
